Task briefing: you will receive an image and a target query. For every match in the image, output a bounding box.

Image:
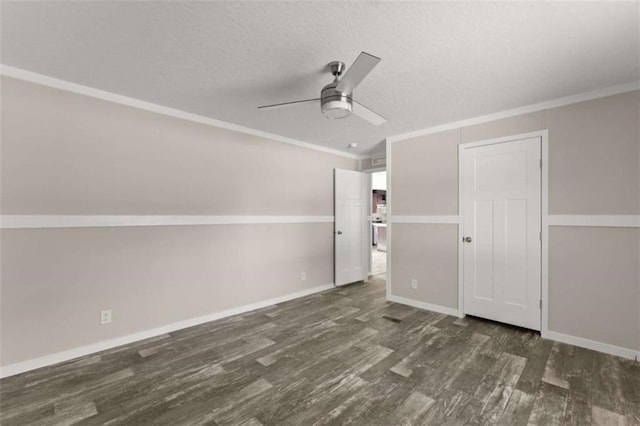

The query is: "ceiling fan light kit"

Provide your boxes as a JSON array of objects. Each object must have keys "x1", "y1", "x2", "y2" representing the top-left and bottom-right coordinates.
[
  {"x1": 321, "y1": 61, "x2": 351, "y2": 119},
  {"x1": 258, "y1": 52, "x2": 386, "y2": 126},
  {"x1": 321, "y1": 86, "x2": 352, "y2": 120},
  {"x1": 321, "y1": 96, "x2": 352, "y2": 119}
]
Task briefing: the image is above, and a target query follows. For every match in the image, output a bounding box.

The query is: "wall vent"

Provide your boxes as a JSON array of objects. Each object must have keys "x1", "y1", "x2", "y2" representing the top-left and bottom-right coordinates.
[{"x1": 371, "y1": 155, "x2": 386, "y2": 166}]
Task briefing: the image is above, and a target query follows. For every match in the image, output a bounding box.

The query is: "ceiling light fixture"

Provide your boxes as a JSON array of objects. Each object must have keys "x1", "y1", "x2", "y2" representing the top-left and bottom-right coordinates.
[
  {"x1": 321, "y1": 63, "x2": 352, "y2": 119},
  {"x1": 348, "y1": 142, "x2": 359, "y2": 148}
]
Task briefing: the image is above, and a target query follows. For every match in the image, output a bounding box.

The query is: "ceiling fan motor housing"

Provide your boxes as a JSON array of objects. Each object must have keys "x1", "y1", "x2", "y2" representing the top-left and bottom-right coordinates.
[{"x1": 321, "y1": 82, "x2": 352, "y2": 119}]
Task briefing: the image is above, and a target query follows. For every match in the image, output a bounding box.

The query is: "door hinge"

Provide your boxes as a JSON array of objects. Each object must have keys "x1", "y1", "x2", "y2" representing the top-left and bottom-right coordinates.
[
  {"x1": 540, "y1": 159, "x2": 542, "y2": 169},
  {"x1": 539, "y1": 231, "x2": 542, "y2": 242},
  {"x1": 540, "y1": 299, "x2": 542, "y2": 309}
]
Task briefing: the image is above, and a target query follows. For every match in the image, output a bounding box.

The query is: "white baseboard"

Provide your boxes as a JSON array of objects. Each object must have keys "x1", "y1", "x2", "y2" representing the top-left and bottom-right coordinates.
[
  {"x1": 388, "y1": 297, "x2": 639, "y2": 361},
  {"x1": 0, "y1": 283, "x2": 334, "y2": 378},
  {"x1": 4, "y1": 285, "x2": 635, "y2": 378},
  {"x1": 543, "y1": 330, "x2": 639, "y2": 361},
  {"x1": 387, "y1": 294, "x2": 463, "y2": 318}
]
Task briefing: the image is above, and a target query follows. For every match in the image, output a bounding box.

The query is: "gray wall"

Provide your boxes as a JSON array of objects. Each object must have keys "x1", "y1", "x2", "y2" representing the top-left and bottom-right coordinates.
[
  {"x1": 1, "y1": 77, "x2": 351, "y2": 216},
  {"x1": 0, "y1": 77, "x2": 356, "y2": 366},
  {"x1": 390, "y1": 91, "x2": 640, "y2": 352}
]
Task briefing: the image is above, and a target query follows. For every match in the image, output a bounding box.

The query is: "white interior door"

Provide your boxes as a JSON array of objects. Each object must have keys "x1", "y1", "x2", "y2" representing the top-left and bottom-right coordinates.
[
  {"x1": 335, "y1": 169, "x2": 368, "y2": 286},
  {"x1": 462, "y1": 137, "x2": 541, "y2": 330}
]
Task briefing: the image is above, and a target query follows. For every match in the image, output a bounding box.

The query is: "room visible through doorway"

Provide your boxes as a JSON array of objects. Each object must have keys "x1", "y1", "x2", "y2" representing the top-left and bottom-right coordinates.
[{"x1": 371, "y1": 171, "x2": 387, "y2": 276}]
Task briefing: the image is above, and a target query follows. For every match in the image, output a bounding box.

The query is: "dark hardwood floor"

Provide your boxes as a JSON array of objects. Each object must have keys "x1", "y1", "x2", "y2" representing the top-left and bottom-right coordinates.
[{"x1": 1, "y1": 276, "x2": 638, "y2": 425}]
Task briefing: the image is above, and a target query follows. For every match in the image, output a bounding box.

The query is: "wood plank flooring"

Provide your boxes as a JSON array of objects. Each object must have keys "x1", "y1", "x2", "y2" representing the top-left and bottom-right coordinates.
[
  {"x1": 1, "y1": 276, "x2": 638, "y2": 425},
  {"x1": 371, "y1": 246, "x2": 386, "y2": 276}
]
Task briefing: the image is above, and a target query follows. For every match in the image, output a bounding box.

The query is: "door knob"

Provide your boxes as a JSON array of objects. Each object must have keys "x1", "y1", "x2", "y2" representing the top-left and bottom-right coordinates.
[
  {"x1": 463, "y1": 236, "x2": 472, "y2": 243},
  {"x1": 336, "y1": 231, "x2": 343, "y2": 235}
]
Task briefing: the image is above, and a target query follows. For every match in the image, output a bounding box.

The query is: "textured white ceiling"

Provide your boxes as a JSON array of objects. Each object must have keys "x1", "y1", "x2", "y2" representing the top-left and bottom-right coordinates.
[{"x1": 1, "y1": 1, "x2": 638, "y2": 156}]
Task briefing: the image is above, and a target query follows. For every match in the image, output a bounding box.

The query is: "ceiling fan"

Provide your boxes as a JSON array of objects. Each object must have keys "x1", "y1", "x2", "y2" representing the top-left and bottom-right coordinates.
[{"x1": 258, "y1": 51, "x2": 386, "y2": 126}]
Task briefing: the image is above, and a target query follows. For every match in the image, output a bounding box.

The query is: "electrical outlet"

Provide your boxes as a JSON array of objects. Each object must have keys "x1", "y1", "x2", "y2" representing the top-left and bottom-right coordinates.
[
  {"x1": 100, "y1": 309, "x2": 112, "y2": 325},
  {"x1": 410, "y1": 279, "x2": 417, "y2": 289},
  {"x1": 301, "y1": 272, "x2": 306, "y2": 281}
]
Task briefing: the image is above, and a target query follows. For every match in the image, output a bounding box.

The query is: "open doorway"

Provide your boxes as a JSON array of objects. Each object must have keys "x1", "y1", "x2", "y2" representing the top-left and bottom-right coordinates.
[{"x1": 370, "y1": 171, "x2": 387, "y2": 276}]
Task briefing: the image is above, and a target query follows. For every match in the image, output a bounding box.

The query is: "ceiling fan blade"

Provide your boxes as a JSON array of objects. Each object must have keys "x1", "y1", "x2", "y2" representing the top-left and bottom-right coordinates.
[
  {"x1": 353, "y1": 101, "x2": 386, "y2": 126},
  {"x1": 335, "y1": 52, "x2": 381, "y2": 94},
  {"x1": 257, "y1": 98, "x2": 320, "y2": 110}
]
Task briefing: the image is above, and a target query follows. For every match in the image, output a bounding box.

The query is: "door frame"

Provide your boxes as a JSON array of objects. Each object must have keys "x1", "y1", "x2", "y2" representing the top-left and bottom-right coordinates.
[
  {"x1": 458, "y1": 130, "x2": 549, "y2": 334},
  {"x1": 364, "y1": 167, "x2": 386, "y2": 277}
]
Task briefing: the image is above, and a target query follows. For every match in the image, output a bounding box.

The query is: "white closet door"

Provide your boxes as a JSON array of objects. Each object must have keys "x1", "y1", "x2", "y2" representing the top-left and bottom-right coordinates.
[{"x1": 462, "y1": 137, "x2": 542, "y2": 330}]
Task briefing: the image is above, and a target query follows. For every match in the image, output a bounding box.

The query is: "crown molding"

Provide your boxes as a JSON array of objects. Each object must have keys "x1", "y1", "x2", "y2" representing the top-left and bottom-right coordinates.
[
  {"x1": 4, "y1": 65, "x2": 636, "y2": 160},
  {"x1": 0, "y1": 65, "x2": 362, "y2": 160},
  {"x1": 387, "y1": 80, "x2": 640, "y2": 143}
]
